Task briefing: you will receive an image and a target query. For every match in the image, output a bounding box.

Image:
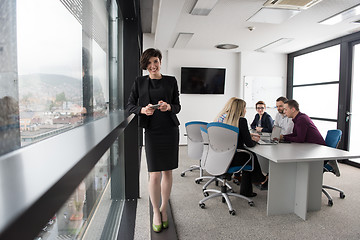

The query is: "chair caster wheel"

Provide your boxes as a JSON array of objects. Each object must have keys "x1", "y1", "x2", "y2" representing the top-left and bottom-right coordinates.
[
  {"x1": 195, "y1": 180, "x2": 201, "y2": 184},
  {"x1": 199, "y1": 203, "x2": 205, "y2": 209},
  {"x1": 180, "y1": 173, "x2": 185, "y2": 177},
  {"x1": 229, "y1": 210, "x2": 236, "y2": 215},
  {"x1": 328, "y1": 199, "x2": 333, "y2": 206},
  {"x1": 248, "y1": 201, "x2": 254, "y2": 207},
  {"x1": 340, "y1": 192, "x2": 345, "y2": 199},
  {"x1": 203, "y1": 192, "x2": 209, "y2": 197},
  {"x1": 222, "y1": 197, "x2": 226, "y2": 203}
]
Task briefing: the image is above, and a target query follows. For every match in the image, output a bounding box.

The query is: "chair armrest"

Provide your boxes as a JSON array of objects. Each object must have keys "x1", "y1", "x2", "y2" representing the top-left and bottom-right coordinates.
[{"x1": 235, "y1": 149, "x2": 254, "y2": 172}]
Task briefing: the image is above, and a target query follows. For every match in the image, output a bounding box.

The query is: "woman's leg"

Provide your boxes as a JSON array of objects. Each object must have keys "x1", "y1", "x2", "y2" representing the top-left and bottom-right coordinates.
[
  {"x1": 250, "y1": 155, "x2": 266, "y2": 183},
  {"x1": 159, "y1": 170, "x2": 173, "y2": 222},
  {"x1": 240, "y1": 171, "x2": 254, "y2": 196},
  {"x1": 149, "y1": 172, "x2": 162, "y2": 225}
]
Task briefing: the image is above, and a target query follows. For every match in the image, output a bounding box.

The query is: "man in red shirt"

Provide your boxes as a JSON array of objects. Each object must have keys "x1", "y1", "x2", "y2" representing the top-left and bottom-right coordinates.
[{"x1": 281, "y1": 99, "x2": 325, "y2": 145}]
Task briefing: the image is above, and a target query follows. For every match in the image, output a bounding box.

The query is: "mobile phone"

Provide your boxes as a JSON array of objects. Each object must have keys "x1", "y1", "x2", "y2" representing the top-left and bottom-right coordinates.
[{"x1": 149, "y1": 103, "x2": 161, "y2": 109}]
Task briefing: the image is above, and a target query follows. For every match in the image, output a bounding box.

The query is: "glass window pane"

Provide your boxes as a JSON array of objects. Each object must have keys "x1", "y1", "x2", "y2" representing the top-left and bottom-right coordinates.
[
  {"x1": 17, "y1": 0, "x2": 82, "y2": 147},
  {"x1": 36, "y1": 148, "x2": 112, "y2": 239},
  {"x1": 293, "y1": 84, "x2": 339, "y2": 119},
  {"x1": 349, "y1": 43, "x2": 360, "y2": 163},
  {"x1": 293, "y1": 45, "x2": 340, "y2": 85},
  {"x1": 312, "y1": 120, "x2": 337, "y2": 140},
  {"x1": 92, "y1": 40, "x2": 108, "y2": 118}
]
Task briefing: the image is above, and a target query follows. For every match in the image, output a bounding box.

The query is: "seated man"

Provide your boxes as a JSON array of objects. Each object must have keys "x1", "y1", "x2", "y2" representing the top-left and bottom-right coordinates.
[
  {"x1": 281, "y1": 99, "x2": 325, "y2": 146},
  {"x1": 250, "y1": 100, "x2": 274, "y2": 133},
  {"x1": 274, "y1": 96, "x2": 294, "y2": 135}
]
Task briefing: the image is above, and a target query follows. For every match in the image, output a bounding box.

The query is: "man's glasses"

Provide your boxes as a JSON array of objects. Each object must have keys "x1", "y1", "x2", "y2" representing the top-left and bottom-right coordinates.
[{"x1": 256, "y1": 107, "x2": 265, "y2": 110}]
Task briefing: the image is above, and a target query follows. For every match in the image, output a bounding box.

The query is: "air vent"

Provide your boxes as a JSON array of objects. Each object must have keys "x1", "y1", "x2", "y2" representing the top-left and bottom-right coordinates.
[{"x1": 263, "y1": 0, "x2": 322, "y2": 10}]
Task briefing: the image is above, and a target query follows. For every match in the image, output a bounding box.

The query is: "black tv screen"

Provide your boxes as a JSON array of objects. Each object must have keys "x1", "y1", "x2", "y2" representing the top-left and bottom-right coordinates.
[{"x1": 181, "y1": 67, "x2": 226, "y2": 94}]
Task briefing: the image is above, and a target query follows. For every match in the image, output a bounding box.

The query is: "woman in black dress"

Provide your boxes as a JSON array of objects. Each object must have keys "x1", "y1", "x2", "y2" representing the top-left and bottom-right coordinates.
[
  {"x1": 215, "y1": 97, "x2": 267, "y2": 197},
  {"x1": 126, "y1": 48, "x2": 181, "y2": 233}
]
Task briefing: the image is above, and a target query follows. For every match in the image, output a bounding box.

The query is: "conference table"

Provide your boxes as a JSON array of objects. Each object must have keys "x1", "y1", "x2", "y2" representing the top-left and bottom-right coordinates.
[{"x1": 249, "y1": 142, "x2": 360, "y2": 220}]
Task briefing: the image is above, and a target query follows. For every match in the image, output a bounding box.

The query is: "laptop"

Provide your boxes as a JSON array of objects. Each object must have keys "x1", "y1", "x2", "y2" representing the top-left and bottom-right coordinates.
[{"x1": 257, "y1": 125, "x2": 281, "y2": 145}]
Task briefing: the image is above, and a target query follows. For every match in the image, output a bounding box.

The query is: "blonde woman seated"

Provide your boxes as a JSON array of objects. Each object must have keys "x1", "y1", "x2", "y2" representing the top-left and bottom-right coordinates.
[{"x1": 216, "y1": 97, "x2": 268, "y2": 197}]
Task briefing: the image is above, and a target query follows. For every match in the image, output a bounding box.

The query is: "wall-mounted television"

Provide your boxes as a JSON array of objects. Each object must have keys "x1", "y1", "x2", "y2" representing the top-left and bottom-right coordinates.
[{"x1": 180, "y1": 67, "x2": 226, "y2": 94}]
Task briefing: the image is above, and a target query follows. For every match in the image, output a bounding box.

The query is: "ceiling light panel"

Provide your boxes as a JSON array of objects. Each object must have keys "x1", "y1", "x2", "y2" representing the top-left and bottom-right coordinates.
[
  {"x1": 319, "y1": 3, "x2": 360, "y2": 25},
  {"x1": 256, "y1": 38, "x2": 294, "y2": 52},
  {"x1": 173, "y1": 33, "x2": 194, "y2": 48},
  {"x1": 247, "y1": 7, "x2": 300, "y2": 24},
  {"x1": 190, "y1": 0, "x2": 219, "y2": 16}
]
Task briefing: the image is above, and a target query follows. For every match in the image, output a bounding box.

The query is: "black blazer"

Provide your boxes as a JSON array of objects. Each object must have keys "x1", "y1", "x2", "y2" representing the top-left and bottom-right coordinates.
[
  {"x1": 126, "y1": 75, "x2": 181, "y2": 128},
  {"x1": 238, "y1": 117, "x2": 256, "y2": 149},
  {"x1": 250, "y1": 112, "x2": 274, "y2": 133}
]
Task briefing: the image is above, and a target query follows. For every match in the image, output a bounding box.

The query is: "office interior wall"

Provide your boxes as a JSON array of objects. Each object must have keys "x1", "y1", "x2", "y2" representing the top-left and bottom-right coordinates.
[
  {"x1": 166, "y1": 49, "x2": 240, "y2": 144},
  {"x1": 240, "y1": 51, "x2": 287, "y2": 125}
]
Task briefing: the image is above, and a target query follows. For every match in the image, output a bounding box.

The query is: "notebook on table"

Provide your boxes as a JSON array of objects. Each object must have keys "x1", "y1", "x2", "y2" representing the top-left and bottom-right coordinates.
[{"x1": 257, "y1": 125, "x2": 281, "y2": 145}]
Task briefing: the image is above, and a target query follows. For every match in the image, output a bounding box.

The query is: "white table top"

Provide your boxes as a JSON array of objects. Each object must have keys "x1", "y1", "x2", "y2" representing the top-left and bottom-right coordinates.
[{"x1": 249, "y1": 142, "x2": 360, "y2": 163}]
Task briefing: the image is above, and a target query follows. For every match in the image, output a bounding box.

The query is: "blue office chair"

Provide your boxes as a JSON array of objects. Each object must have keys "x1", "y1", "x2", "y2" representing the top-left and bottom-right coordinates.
[
  {"x1": 181, "y1": 121, "x2": 208, "y2": 178},
  {"x1": 323, "y1": 129, "x2": 345, "y2": 206},
  {"x1": 199, "y1": 122, "x2": 254, "y2": 215}
]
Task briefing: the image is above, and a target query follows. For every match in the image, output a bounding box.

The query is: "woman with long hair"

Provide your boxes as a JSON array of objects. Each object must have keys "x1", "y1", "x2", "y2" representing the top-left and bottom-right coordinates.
[{"x1": 215, "y1": 97, "x2": 267, "y2": 197}]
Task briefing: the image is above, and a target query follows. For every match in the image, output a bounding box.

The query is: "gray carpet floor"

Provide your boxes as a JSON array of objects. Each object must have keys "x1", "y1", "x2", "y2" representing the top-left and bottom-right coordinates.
[{"x1": 135, "y1": 146, "x2": 360, "y2": 240}]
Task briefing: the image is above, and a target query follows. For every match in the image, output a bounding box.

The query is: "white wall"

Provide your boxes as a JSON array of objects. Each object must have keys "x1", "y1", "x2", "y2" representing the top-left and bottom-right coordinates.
[
  {"x1": 240, "y1": 51, "x2": 288, "y2": 125},
  {"x1": 166, "y1": 49, "x2": 241, "y2": 144}
]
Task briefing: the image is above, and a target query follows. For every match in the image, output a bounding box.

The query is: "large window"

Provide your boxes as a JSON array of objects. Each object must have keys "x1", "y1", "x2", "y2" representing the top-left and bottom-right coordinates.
[
  {"x1": 291, "y1": 45, "x2": 340, "y2": 137},
  {"x1": 15, "y1": 0, "x2": 109, "y2": 147},
  {"x1": 289, "y1": 31, "x2": 360, "y2": 167},
  {"x1": 0, "y1": 0, "x2": 125, "y2": 238}
]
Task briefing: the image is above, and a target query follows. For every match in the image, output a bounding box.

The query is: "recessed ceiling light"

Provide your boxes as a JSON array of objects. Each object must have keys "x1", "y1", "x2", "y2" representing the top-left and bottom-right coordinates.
[
  {"x1": 255, "y1": 38, "x2": 293, "y2": 52},
  {"x1": 215, "y1": 44, "x2": 239, "y2": 50},
  {"x1": 247, "y1": 7, "x2": 300, "y2": 24},
  {"x1": 190, "y1": 0, "x2": 219, "y2": 16},
  {"x1": 173, "y1": 33, "x2": 194, "y2": 48},
  {"x1": 319, "y1": 3, "x2": 360, "y2": 25}
]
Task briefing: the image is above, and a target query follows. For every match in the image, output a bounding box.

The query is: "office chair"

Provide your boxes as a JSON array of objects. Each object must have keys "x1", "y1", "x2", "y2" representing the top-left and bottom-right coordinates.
[
  {"x1": 181, "y1": 121, "x2": 208, "y2": 179},
  {"x1": 199, "y1": 122, "x2": 254, "y2": 215},
  {"x1": 323, "y1": 129, "x2": 345, "y2": 206},
  {"x1": 198, "y1": 126, "x2": 233, "y2": 192}
]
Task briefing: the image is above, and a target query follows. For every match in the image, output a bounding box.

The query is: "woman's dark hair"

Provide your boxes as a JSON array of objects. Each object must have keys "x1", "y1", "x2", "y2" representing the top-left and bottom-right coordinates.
[
  {"x1": 255, "y1": 100, "x2": 266, "y2": 108},
  {"x1": 140, "y1": 48, "x2": 162, "y2": 70}
]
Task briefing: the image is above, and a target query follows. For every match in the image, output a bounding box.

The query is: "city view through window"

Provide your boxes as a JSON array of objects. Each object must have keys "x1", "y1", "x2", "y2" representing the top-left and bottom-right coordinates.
[{"x1": 16, "y1": 0, "x2": 108, "y2": 147}]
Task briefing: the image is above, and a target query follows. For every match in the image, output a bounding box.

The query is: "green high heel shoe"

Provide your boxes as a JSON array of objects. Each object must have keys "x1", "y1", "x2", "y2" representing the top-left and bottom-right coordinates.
[
  {"x1": 162, "y1": 220, "x2": 169, "y2": 229},
  {"x1": 152, "y1": 223, "x2": 162, "y2": 233},
  {"x1": 160, "y1": 210, "x2": 169, "y2": 229}
]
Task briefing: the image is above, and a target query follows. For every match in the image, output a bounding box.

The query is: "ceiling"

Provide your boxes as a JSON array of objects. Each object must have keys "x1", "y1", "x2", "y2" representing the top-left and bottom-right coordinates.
[{"x1": 140, "y1": 0, "x2": 360, "y2": 54}]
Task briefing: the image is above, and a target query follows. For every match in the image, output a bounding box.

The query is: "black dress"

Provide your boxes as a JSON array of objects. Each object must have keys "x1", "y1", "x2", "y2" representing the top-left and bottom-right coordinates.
[{"x1": 144, "y1": 78, "x2": 179, "y2": 172}]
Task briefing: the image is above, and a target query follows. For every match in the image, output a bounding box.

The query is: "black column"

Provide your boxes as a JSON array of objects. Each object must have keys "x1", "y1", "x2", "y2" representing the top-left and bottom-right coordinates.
[{"x1": 121, "y1": 0, "x2": 143, "y2": 199}]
